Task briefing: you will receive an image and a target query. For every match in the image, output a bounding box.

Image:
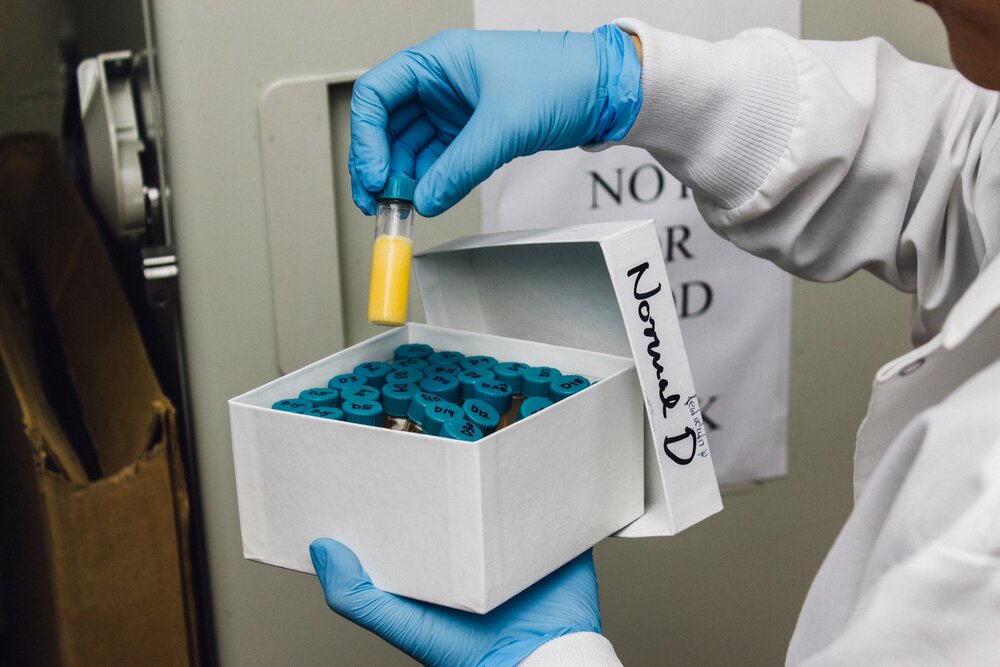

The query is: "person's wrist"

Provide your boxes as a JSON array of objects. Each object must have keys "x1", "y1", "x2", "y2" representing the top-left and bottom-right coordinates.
[
  {"x1": 591, "y1": 24, "x2": 643, "y2": 143},
  {"x1": 629, "y1": 33, "x2": 643, "y2": 63},
  {"x1": 487, "y1": 629, "x2": 601, "y2": 666}
]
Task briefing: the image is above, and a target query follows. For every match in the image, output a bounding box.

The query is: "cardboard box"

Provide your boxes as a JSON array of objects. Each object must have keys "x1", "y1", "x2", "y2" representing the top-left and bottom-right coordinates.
[
  {"x1": 230, "y1": 219, "x2": 723, "y2": 613},
  {"x1": 0, "y1": 136, "x2": 198, "y2": 665}
]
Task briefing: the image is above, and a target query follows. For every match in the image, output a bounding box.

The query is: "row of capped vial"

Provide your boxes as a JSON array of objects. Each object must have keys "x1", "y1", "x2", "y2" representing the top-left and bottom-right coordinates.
[{"x1": 270, "y1": 343, "x2": 592, "y2": 441}]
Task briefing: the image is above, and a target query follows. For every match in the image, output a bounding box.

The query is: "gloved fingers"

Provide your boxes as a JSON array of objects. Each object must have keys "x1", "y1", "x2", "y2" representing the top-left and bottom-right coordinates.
[
  {"x1": 350, "y1": 51, "x2": 425, "y2": 193},
  {"x1": 414, "y1": 110, "x2": 511, "y2": 216},
  {"x1": 310, "y1": 538, "x2": 375, "y2": 606},
  {"x1": 310, "y1": 538, "x2": 488, "y2": 662},
  {"x1": 348, "y1": 104, "x2": 431, "y2": 214},
  {"x1": 310, "y1": 538, "x2": 411, "y2": 631},
  {"x1": 414, "y1": 137, "x2": 447, "y2": 183},
  {"x1": 348, "y1": 150, "x2": 377, "y2": 216},
  {"x1": 385, "y1": 100, "x2": 424, "y2": 142},
  {"x1": 388, "y1": 116, "x2": 437, "y2": 179}
]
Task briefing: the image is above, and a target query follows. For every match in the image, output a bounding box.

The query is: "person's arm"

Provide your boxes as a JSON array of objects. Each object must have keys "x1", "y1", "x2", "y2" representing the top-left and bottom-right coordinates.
[
  {"x1": 614, "y1": 19, "x2": 1000, "y2": 343},
  {"x1": 786, "y1": 357, "x2": 1000, "y2": 665}
]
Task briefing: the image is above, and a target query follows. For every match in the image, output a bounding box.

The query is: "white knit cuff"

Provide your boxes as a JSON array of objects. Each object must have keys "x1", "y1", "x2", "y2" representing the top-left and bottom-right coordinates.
[
  {"x1": 519, "y1": 632, "x2": 623, "y2": 666},
  {"x1": 605, "y1": 18, "x2": 799, "y2": 212}
]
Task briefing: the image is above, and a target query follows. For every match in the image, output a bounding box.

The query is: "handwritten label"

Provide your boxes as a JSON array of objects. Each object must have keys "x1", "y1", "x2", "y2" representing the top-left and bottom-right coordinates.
[{"x1": 626, "y1": 260, "x2": 697, "y2": 466}]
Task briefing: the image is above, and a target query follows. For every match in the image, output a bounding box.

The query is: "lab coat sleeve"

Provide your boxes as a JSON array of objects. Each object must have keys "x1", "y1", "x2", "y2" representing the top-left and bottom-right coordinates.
[
  {"x1": 611, "y1": 18, "x2": 1000, "y2": 343},
  {"x1": 519, "y1": 632, "x2": 623, "y2": 666}
]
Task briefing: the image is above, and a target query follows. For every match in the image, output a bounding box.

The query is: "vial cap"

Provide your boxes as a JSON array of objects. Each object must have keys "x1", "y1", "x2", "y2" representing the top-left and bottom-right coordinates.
[
  {"x1": 463, "y1": 399, "x2": 500, "y2": 435},
  {"x1": 440, "y1": 418, "x2": 483, "y2": 442},
  {"x1": 518, "y1": 396, "x2": 553, "y2": 421},
  {"x1": 460, "y1": 355, "x2": 498, "y2": 371},
  {"x1": 342, "y1": 400, "x2": 384, "y2": 426},
  {"x1": 385, "y1": 369, "x2": 424, "y2": 385},
  {"x1": 422, "y1": 401, "x2": 463, "y2": 436},
  {"x1": 425, "y1": 363, "x2": 460, "y2": 377},
  {"x1": 379, "y1": 174, "x2": 416, "y2": 202},
  {"x1": 550, "y1": 375, "x2": 591, "y2": 402},
  {"x1": 382, "y1": 382, "x2": 419, "y2": 417},
  {"x1": 407, "y1": 392, "x2": 444, "y2": 424},
  {"x1": 427, "y1": 351, "x2": 465, "y2": 365},
  {"x1": 272, "y1": 398, "x2": 313, "y2": 413},
  {"x1": 457, "y1": 369, "x2": 496, "y2": 400},
  {"x1": 394, "y1": 343, "x2": 434, "y2": 360},
  {"x1": 493, "y1": 361, "x2": 530, "y2": 393},
  {"x1": 418, "y1": 374, "x2": 461, "y2": 403},
  {"x1": 340, "y1": 385, "x2": 382, "y2": 404},
  {"x1": 298, "y1": 387, "x2": 339, "y2": 408},
  {"x1": 328, "y1": 373, "x2": 366, "y2": 390},
  {"x1": 305, "y1": 406, "x2": 345, "y2": 421},
  {"x1": 473, "y1": 379, "x2": 513, "y2": 413},
  {"x1": 392, "y1": 357, "x2": 429, "y2": 372},
  {"x1": 522, "y1": 366, "x2": 563, "y2": 398},
  {"x1": 353, "y1": 361, "x2": 393, "y2": 388}
]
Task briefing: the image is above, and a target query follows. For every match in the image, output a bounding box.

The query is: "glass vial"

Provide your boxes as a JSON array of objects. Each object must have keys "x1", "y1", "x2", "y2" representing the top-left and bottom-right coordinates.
[{"x1": 368, "y1": 175, "x2": 417, "y2": 326}]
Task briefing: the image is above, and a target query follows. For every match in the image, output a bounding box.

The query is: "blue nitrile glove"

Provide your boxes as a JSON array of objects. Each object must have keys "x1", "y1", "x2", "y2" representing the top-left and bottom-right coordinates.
[
  {"x1": 310, "y1": 538, "x2": 602, "y2": 666},
  {"x1": 349, "y1": 25, "x2": 642, "y2": 216}
]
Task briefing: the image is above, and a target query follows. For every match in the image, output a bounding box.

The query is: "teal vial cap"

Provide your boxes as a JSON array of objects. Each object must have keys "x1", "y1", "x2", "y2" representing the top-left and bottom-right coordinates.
[
  {"x1": 463, "y1": 398, "x2": 500, "y2": 435},
  {"x1": 550, "y1": 375, "x2": 590, "y2": 402},
  {"x1": 440, "y1": 418, "x2": 483, "y2": 442},
  {"x1": 342, "y1": 400, "x2": 383, "y2": 426},
  {"x1": 385, "y1": 369, "x2": 424, "y2": 385},
  {"x1": 298, "y1": 387, "x2": 339, "y2": 408},
  {"x1": 461, "y1": 355, "x2": 498, "y2": 371},
  {"x1": 423, "y1": 401, "x2": 463, "y2": 436},
  {"x1": 394, "y1": 343, "x2": 434, "y2": 360},
  {"x1": 425, "y1": 363, "x2": 460, "y2": 377},
  {"x1": 341, "y1": 385, "x2": 382, "y2": 404},
  {"x1": 407, "y1": 391, "x2": 444, "y2": 425},
  {"x1": 305, "y1": 406, "x2": 345, "y2": 421},
  {"x1": 382, "y1": 382, "x2": 419, "y2": 417},
  {"x1": 328, "y1": 373, "x2": 366, "y2": 390},
  {"x1": 518, "y1": 396, "x2": 553, "y2": 420},
  {"x1": 494, "y1": 361, "x2": 530, "y2": 393},
  {"x1": 272, "y1": 398, "x2": 313, "y2": 413},
  {"x1": 419, "y1": 374, "x2": 461, "y2": 403},
  {"x1": 427, "y1": 351, "x2": 465, "y2": 365},
  {"x1": 379, "y1": 174, "x2": 416, "y2": 202},
  {"x1": 522, "y1": 366, "x2": 563, "y2": 398},
  {"x1": 392, "y1": 357, "x2": 429, "y2": 372},
  {"x1": 457, "y1": 369, "x2": 495, "y2": 400},
  {"x1": 354, "y1": 360, "x2": 393, "y2": 388},
  {"x1": 473, "y1": 379, "x2": 513, "y2": 413}
]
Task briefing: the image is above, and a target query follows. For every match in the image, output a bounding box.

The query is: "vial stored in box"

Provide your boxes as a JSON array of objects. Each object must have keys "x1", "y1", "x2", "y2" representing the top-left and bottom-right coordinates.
[{"x1": 368, "y1": 175, "x2": 417, "y2": 326}]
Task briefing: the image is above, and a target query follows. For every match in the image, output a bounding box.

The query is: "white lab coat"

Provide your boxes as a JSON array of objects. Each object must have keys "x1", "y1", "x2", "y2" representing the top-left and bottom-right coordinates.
[{"x1": 522, "y1": 19, "x2": 1000, "y2": 667}]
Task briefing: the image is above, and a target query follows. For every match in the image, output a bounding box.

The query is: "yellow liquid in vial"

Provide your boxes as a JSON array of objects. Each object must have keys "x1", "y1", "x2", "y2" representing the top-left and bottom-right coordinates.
[{"x1": 368, "y1": 234, "x2": 413, "y2": 326}]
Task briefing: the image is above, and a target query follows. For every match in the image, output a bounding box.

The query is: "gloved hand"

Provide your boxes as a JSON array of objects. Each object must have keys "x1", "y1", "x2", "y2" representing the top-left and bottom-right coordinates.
[
  {"x1": 310, "y1": 538, "x2": 603, "y2": 666},
  {"x1": 349, "y1": 25, "x2": 642, "y2": 216}
]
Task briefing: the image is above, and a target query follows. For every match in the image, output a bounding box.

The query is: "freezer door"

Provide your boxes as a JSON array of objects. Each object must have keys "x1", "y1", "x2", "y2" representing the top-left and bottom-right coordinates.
[{"x1": 152, "y1": 2, "x2": 479, "y2": 665}]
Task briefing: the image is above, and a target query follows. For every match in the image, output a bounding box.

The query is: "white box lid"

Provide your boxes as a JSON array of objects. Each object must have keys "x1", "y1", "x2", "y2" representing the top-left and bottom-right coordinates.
[{"x1": 414, "y1": 220, "x2": 722, "y2": 536}]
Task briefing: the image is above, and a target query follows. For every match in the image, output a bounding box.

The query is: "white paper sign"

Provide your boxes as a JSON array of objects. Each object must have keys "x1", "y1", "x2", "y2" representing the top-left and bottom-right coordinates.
[{"x1": 473, "y1": 0, "x2": 798, "y2": 484}]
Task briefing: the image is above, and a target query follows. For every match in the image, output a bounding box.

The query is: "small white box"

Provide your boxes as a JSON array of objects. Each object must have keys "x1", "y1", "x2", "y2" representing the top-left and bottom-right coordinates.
[{"x1": 229, "y1": 220, "x2": 722, "y2": 613}]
